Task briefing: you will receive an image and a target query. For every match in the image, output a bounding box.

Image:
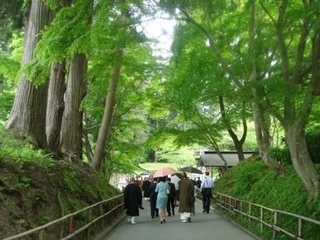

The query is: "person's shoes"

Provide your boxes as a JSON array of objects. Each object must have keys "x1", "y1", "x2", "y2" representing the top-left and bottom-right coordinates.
[
  {"x1": 131, "y1": 221, "x2": 136, "y2": 224},
  {"x1": 127, "y1": 219, "x2": 131, "y2": 224},
  {"x1": 206, "y1": 211, "x2": 209, "y2": 214},
  {"x1": 168, "y1": 213, "x2": 171, "y2": 216},
  {"x1": 187, "y1": 217, "x2": 191, "y2": 223},
  {"x1": 203, "y1": 210, "x2": 206, "y2": 213},
  {"x1": 163, "y1": 219, "x2": 166, "y2": 223},
  {"x1": 160, "y1": 220, "x2": 163, "y2": 224},
  {"x1": 181, "y1": 219, "x2": 187, "y2": 223}
]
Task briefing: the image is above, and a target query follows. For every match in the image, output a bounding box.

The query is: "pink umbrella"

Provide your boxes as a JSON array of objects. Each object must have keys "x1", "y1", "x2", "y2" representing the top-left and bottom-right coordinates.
[{"x1": 153, "y1": 167, "x2": 176, "y2": 178}]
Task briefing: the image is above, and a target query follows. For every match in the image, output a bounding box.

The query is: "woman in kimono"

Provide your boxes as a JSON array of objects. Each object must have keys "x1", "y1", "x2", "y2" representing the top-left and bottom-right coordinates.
[{"x1": 155, "y1": 176, "x2": 170, "y2": 223}]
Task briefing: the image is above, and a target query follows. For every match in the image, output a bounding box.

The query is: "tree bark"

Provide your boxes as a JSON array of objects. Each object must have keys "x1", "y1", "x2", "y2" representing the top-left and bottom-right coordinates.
[
  {"x1": 6, "y1": 0, "x2": 53, "y2": 148},
  {"x1": 249, "y1": 0, "x2": 284, "y2": 174},
  {"x1": 46, "y1": 62, "x2": 66, "y2": 153},
  {"x1": 286, "y1": 124, "x2": 319, "y2": 202},
  {"x1": 218, "y1": 95, "x2": 246, "y2": 160},
  {"x1": 91, "y1": 49, "x2": 123, "y2": 171},
  {"x1": 252, "y1": 101, "x2": 284, "y2": 173},
  {"x1": 272, "y1": 2, "x2": 320, "y2": 201},
  {"x1": 60, "y1": 54, "x2": 87, "y2": 160}
]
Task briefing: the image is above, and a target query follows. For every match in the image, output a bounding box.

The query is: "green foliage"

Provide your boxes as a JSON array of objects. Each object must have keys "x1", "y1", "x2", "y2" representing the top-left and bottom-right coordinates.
[
  {"x1": 305, "y1": 129, "x2": 320, "y2": 164},
  {"x1": 215, "y1": 158, "x2": 320, "y2": 239},
  {"x1": 0, "y1": 32, "x2": 23, "y2": 85},
  {"x1": 0, "y1": 125, "x2": 55, "y2": 167},
  {"x1": 0, "y1": 124, "x2": 120, "y2": 236},
  {"x1": 0, "y1": 0, "x2": 24, "y2": 51},
  {"x1": 0, "y1": 52, "x2": 21, "y2": 85},
  {"x1": 0, "y1": 90, "x2": 14, "y2": 123},
  {"x1": 268, "y1": 146, "x2": 291, "y2": 165},
  {"x1": 269, "y1": 129, "x2": 320, "y2": 164}
]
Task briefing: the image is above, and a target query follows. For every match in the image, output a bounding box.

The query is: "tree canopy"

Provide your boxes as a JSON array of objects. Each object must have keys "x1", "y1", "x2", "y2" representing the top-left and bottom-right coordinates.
[{"x1": 0, "y1": 0, "x2": 319, "y2": 202}]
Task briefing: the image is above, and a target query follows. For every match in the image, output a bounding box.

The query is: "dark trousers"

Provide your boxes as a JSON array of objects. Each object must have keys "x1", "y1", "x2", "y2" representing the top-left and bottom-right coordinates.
[
  {"x1": 150, "y1": 198, "x2": 158, "y2": 218},
  {"x1": 166, "y1": 197, "x2": 175, "y2": 215},
  {"x1": 202, "y1": 192, "x2": 211, "y2": 213}
]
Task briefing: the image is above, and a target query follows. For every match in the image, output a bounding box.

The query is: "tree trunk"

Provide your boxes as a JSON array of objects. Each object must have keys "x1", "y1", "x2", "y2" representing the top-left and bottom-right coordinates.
[
  {"x1": 286, "y1": 124, "x2": 320, "y2": 202},
  {"x1": 91, "y1": 49, "x2": 123, "y2": 171},
  {"x1": 218, "y1": 95, "x2": 246, "y2": 160},
  {"x1": 252, "y1": 101, "x2": 285, "y2": 174},
  {"x1": 83, "y1": 127, "x2": 93, "y2": 163},
  {"x1": 6, "y1": 0, "x2": 53, "y2": 148},
  {"x1": 46, "y1": 62, "x2": 66, "y2": 153},
  {"x1": 60, "y1": 54, "x2": 87, "y2": 160},
  {"x1": 248, "y1": 0, "x2": 284, "y2": 174}
]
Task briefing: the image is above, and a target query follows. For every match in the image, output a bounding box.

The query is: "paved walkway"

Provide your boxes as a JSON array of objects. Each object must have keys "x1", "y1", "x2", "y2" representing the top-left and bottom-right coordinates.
[{"x1": 103, "y1": 199, "x2": 257, "y2": 240}]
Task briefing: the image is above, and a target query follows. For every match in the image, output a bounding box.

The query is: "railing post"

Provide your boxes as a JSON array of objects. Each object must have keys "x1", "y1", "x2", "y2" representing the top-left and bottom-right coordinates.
[
  {"x1": 38, "y1": 229, "x2": 45, "y2": 240},
  {"x1": 86, "y1": 209, "x2": 92, "y2": 240},
  {"x1": 248, "y1": 202, "x2": 252, "y2": 229},
  {"x1": 67, "y1": 216, "x2": 74, "y2": 235},
  {"x1": 260, "y1": 207, "x2": 264, "y2": 234},
  {"x1": 100, "y1": 203, "x2": 104, "y2": 229},
  {"x1": 298, "y1": 218, "x2": 303, "y2": 238},
  {"x1": 273, "y1": 211, "x2": 278, "y2": 240}
]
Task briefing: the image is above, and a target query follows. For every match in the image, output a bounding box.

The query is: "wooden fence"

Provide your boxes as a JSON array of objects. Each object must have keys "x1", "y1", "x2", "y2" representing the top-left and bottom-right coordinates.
[
  {"x1": 3, "y1": 194, "x2": 124, "y2": 240},
  {"x1": 215, "y1": 192, "x2": 320, "y2": 239}
]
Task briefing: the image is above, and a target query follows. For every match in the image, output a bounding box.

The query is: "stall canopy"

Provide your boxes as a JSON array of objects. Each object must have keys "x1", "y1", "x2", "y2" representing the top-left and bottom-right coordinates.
[{"x1": 198, "y1": 151, "x2": 255, "y2": 167}]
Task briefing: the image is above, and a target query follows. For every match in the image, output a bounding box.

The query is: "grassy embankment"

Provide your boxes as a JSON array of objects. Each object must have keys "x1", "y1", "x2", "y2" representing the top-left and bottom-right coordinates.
[
  {"x1": 0, "y1": 126, "x2": 120, "y2": 239},
  {"x1": 214, "y1": 157, "x2": 320, "y2": 240}
]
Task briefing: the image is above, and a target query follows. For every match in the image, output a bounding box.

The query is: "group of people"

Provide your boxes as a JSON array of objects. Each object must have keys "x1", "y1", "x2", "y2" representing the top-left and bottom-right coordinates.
[{"x1": 123, "y1": 171, "x2": 214, "y2": 224}]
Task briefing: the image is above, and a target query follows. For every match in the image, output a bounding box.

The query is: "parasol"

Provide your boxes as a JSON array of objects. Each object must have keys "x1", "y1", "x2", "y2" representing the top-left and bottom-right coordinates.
[{"x1": 153, "y1": 167, "x2": 176, "y2": 178}]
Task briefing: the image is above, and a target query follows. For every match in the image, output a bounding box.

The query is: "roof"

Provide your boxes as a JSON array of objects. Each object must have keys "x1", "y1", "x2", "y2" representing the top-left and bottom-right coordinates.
[{"x1": 198, "y1": 151, "x2": 255, "y2": 167}]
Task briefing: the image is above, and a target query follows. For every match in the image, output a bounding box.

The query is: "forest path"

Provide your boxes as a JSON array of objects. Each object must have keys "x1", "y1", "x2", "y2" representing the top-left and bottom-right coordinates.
[{"x1": 102, "y1": 199, "x2": 258, "y2": 240}]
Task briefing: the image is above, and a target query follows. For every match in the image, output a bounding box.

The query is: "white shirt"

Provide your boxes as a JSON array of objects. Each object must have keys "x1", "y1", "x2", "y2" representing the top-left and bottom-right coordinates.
[{"x1": 201, "y1": 176, "x2": 214, "y2": 189}]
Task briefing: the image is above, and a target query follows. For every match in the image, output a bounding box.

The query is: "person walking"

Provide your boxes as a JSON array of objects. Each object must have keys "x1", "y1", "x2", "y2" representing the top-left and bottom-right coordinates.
[
  {"x1": 166, "y1": 177, "x2": 176, "y2": 216},
  {"x1": 142, "y1": 177, "x2": 151, "y2": 200},
  {"x1": 124, "y1": 177, "x2": 144, "y2": 224},
  {"x1": 201, "y1": 171, "x2": 214, "y2": 214},
  {"x1": 149, "y1": 177, "x2": 159, "y2": 219},
  {"x1": 178, "y1": 172, "x2": 194, "y2": 223},
  {"x1": 196, "y1": 177, "x2": 202, "y2": 188},
  {"x1": 155, "y1": 176, "x2": 170, "y2": 223}
]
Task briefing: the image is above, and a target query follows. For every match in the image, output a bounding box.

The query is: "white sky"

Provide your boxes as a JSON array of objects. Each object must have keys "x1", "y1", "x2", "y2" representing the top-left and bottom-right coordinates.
[{"x1": 139, "y1": 16, "x2": 176, "y2": 61}]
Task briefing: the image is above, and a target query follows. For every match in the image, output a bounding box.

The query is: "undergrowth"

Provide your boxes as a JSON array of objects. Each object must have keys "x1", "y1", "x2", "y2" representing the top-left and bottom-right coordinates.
[
  {"x1": 0, "y1": 124, "x2": 120, "y2": 239},
  {"x1": 214, "y1": 158, "x2": 320, "y2": 240}
]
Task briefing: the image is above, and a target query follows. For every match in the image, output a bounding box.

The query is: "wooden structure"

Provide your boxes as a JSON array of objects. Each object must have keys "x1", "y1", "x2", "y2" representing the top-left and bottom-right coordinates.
[{"x1": 198, "y1": 151, "x2": 255, "y2": 168}]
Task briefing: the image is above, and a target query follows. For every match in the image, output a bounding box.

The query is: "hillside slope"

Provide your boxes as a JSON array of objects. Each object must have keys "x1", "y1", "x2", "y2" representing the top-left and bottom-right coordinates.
[
  {"x1": 0, "y1": 129, "x2": 119, "y2": 239},
  {"x1": 214, "y1": 157, "x2": 320, "y2": 239}
]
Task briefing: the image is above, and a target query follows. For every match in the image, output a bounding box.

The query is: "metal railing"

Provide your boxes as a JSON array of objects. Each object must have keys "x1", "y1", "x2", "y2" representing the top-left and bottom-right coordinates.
[
  {"x1": 215, "y1": 192, "x2": 320, "y2": 240},
  {"x1": 3, "y1": 194, "x2": 124, "y2": 240}
]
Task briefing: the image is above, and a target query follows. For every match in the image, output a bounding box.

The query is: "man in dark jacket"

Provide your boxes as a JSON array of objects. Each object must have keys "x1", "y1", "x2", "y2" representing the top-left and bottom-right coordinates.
[
  {"x1": 124, "y1": 178, "x2": 143, "y2": 224},
  {"x1": 149, "y1": 177, "x2": 159, "y2": 218},
  {"x1": 142, "y1": 177, "x2": 151, "y2": 200},
  {"x1": 166, "y1": 177, "x2": 176, "y2": 216}
]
